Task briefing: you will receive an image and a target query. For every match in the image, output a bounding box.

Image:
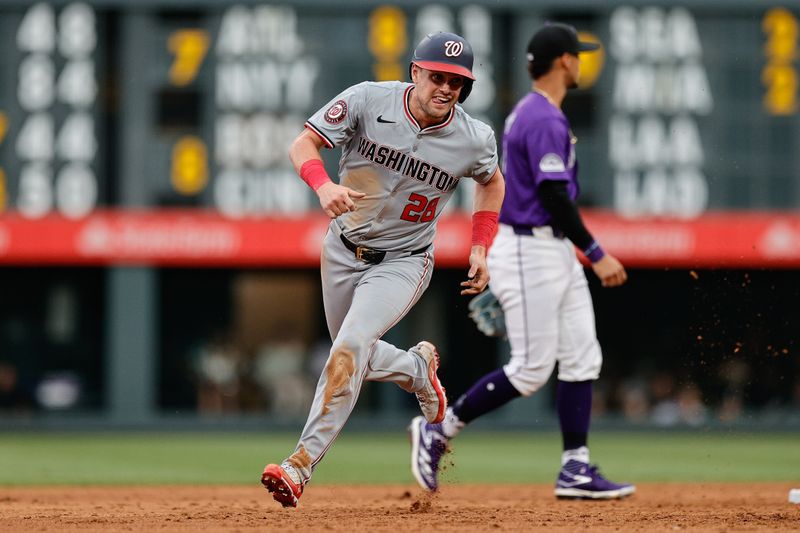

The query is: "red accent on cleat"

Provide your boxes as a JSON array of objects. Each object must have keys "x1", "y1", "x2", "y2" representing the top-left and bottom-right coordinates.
[
  {"x1": 417, "y1": 341, "x2": 446, "y2": 424},
  {"x1": 427, "y1": 349, "x2": 447, "y2": 424},
  {"x1": 261, "y1": 464, "x2": 304, "y2": 508}
]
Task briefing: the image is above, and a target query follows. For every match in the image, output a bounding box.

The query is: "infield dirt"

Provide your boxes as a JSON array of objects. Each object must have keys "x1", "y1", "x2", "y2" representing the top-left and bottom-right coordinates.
[{"x1": 1, "y1": 483, "x2": 797, "y2": 531}]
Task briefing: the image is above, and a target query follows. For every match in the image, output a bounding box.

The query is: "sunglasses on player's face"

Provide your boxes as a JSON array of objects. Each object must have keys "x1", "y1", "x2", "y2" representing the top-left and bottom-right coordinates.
[{"x1": 424, "y1": 69, "x2": 465, "y2": 90}]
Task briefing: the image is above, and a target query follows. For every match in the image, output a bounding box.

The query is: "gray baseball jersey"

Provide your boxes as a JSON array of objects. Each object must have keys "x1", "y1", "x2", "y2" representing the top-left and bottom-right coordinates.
[
  {"x1": 284, "y1": 80, "x2": 498, "y2": 484},
  {"x1": 306, "y1": 81, "x2": 497, "y2": 250}
]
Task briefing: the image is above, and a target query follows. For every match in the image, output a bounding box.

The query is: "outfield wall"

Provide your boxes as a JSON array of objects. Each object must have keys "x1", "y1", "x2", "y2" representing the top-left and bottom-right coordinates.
[{"x1": 0, "y1": 1, "x2": 798, "y2": 427}]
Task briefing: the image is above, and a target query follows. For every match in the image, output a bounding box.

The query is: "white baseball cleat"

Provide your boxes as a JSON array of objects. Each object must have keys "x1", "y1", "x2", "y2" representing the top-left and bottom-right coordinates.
[{"x1": 412, "y1": 341, "x2": 447, "y2": 424}]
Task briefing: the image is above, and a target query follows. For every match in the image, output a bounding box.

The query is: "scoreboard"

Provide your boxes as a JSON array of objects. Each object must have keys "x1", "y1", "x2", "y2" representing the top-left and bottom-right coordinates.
[
  {"x1": 598, "y1": 5, "x2": 800, "y2": 215},
  {"x1": 0, "y1": 2, "x2": 103, "y2": 218},
  {"x1": 1, "y1": 1, "x2": 799, "y2": 267}
]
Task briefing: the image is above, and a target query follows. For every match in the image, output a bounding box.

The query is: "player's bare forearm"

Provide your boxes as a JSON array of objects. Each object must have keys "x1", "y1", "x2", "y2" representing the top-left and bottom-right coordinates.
[
  {"x1": 289, "y1": 129, "x2": 327, "y2": 172},
  {"x1": 289, "y1": 129, "x2": 364, "y2": 218},
  {"x1": 473, "y1": 168, "x2": 505, "y2": 213},
  {"x1": 460, "y1": 245, "x2": 489, "y2": 295},
  {"x1": 462, "y1": 169, "x2": 503, "y2": 295}
]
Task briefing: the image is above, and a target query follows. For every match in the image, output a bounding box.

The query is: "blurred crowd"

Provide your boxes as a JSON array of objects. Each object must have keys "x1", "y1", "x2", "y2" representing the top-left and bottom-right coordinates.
[
  {"x1": 593, "y1": 355, "x2": 800, "y2": 426},
  {"x1": 2, "y1": 344, "x2": 799, "y2": 426},
  {"x1": 178, "y1": 331, "x2": 800, "y2": 426},
  {"x1": 2, "y1": 335, "x2": 798, "y2": 425},
  {"x1": 187, "y1": 330, "x2": 330, "y2": 417}
]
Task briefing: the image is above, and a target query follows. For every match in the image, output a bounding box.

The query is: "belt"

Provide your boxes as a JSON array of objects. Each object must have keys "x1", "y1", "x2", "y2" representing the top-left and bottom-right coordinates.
[
  {"x1": 339, "y1": 233, "x2": 429, "y2": 265},
  {"x1": 512, "y1": 225, "x2": 565, "y2": 239}
]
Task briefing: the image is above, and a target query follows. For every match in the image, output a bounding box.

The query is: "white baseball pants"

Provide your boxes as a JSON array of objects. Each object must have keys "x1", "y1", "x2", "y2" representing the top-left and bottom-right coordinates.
[{"x1": 487, "y1": 224, "x2": 602, "y2": 396}]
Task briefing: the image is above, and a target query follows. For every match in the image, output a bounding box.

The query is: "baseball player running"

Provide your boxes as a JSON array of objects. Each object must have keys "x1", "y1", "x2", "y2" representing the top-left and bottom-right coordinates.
[
  {"x1": 410, "y1": 23, "x2": 634, "y2": 500},
  {"x1": 261, "y1": 31, "x2": 505, "y2": 508}
]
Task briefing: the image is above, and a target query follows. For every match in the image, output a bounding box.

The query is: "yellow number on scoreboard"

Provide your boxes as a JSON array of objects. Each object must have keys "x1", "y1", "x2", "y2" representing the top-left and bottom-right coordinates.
[
  {"x1": 368, "y1": 6, "x2": 407, "y2": 82},
  {"x1": 576, "y1": 32, "x2": 605, "y2": 90},
  {"x1": 168, "y1": 29, "x2": 210, "y2": 87},
  {"x1": 171, "y1": 136, "x2": 208, "y2": 195},
  {"x1": 763, "y1": 63, "x2": 798, "y2": 114},
  {"x1": 0, "y1": 168, "x2": 6, "y2": 212},
  {"x1": 764, "y1": 8, "x2": 798, "y2": 61},
  {"x1": 0, "y1": 112, "x2": 8, "y2": 146},
  {"x1": 763, "y1": 8, "x2": 798, "y2": 115}
]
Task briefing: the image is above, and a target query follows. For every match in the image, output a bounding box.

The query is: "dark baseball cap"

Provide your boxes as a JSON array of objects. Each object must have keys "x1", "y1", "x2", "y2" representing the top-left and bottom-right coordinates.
[
  {"x1": 412, "y1": 31, "x2": 475, "y2": 80},
  {"x1": 526, "y1": 22, "x2": 600, "y2": 66}
]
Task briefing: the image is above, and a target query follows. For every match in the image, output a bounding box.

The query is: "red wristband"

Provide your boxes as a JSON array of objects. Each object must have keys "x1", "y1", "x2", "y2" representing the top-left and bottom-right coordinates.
[
  {"x1": 472, "y1": 211, "x2": 499, "y2": 248},
  {"x1": 299, "y1": 160, "x2": 333, "y2": 191}
]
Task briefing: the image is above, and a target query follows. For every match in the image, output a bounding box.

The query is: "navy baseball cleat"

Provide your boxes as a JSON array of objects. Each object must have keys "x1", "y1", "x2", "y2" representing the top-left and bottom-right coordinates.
[
  {"x1": 408, "y1": 415, "x2": 449, "y2": 491},
  {"x1": 261, "y1": 462, "x2": 305, "y2": 507},
  {"x1": 554, "y1": 460, "x2": 635, "y2": 499}
]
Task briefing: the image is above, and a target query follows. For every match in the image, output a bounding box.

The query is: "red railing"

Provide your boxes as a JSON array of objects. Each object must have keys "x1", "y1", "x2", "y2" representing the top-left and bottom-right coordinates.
[{"x1": 1, "y1": 209, "x2": 799, "y2": 268}]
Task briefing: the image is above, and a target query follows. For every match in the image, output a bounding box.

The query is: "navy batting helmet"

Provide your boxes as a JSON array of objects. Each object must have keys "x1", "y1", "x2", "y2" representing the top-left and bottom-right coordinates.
[{"x1": 410, "y1": 31, "x2": 475, "y2": 103}]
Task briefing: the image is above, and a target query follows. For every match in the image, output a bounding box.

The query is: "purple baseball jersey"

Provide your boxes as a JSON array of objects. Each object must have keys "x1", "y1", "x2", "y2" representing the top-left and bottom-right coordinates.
[{"x1": 499, "y1": 91, "x2": 579, "y2": 228}]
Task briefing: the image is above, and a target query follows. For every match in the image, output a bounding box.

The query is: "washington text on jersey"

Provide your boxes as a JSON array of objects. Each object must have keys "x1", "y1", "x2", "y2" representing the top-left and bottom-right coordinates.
[{"x1": 355, "y1": 136, "x2": 459, "y2": 193}]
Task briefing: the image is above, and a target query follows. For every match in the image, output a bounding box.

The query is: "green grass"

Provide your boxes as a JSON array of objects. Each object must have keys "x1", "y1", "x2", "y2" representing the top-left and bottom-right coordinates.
[{"x1": 0, "y1": 431, "x2": 797, "y2": 486}]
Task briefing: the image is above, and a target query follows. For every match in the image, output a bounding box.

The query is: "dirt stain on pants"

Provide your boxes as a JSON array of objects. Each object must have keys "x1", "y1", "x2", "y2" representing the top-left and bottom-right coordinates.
[
  {"x1": 287, "y1": 446, "x2": 312, "y2": 471},
  {"x1": 321, "y1": 348, "x2": 355, "y2": 416}
]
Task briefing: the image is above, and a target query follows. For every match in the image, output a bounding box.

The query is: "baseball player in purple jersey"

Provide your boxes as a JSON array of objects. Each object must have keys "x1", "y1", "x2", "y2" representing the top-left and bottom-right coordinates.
[
  {"x1": 410, "y1": 23, "x2": 635, "y2": 500},
  {"x1": 261, "y1": 31, "x2": 505, "y2": 508}
]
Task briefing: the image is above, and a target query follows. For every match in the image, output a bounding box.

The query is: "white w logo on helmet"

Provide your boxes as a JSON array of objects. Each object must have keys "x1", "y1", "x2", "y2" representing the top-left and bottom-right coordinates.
[{"x1": 444, "y1": 40, "x2": 464, "y2": 57}]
